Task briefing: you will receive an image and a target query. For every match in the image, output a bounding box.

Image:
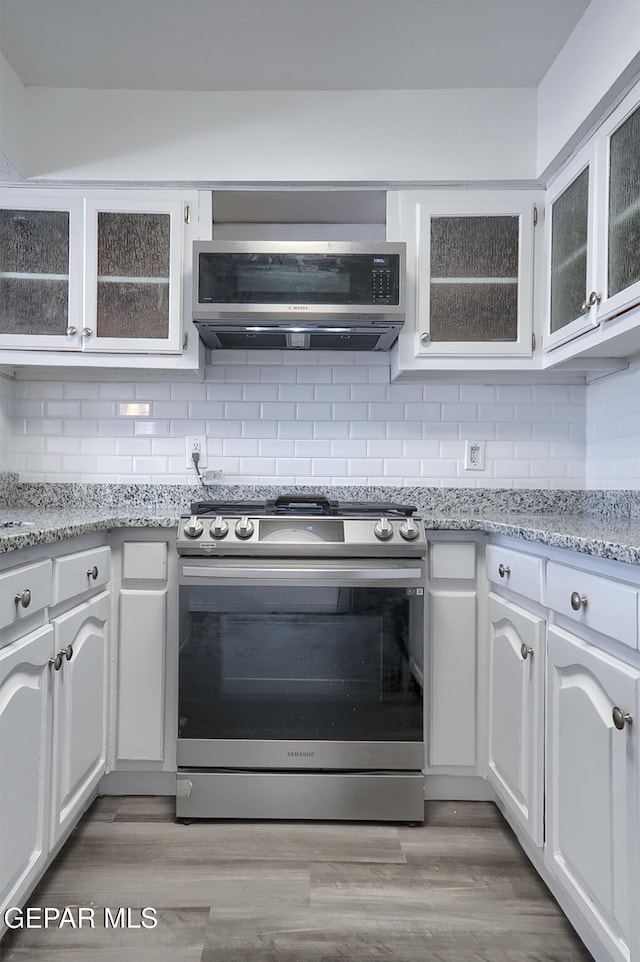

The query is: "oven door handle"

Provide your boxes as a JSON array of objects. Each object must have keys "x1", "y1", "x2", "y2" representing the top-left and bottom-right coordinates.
[{"x1": 180, "y1": 564, "x2": 423, "y2": 581}]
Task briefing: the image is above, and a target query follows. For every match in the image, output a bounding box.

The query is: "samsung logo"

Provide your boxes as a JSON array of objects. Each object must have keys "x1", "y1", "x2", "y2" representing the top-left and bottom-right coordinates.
[
  {"x1": 287, "y1": 305, "x2": 311, "y2": 311},
  {"x1": 287, "y1": 751, "x2": 315, "y2": 757}
]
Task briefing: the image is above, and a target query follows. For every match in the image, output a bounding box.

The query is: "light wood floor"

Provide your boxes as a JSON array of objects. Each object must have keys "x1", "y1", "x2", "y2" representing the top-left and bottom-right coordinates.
[{"x1": 1, "y1": 796, "x2": 594, "y2": 962}]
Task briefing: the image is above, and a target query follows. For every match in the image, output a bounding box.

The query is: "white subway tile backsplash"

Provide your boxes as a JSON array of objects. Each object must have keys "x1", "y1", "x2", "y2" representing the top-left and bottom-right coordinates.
[{"x1": 7, "y1": 355, "x2": 620, "y2": 487}]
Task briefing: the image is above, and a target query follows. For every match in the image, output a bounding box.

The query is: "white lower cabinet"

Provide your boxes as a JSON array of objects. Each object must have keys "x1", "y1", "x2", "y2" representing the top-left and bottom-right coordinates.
[
  {"x1": 108, "y1": 533, "x2": 177, "y2": 781},
  {"x1": 487, "y1": 593, "x2": 545, "y2": 846},
  {"x1": 0, "y1": 538, "x2": 110, "y2": 935},
  {"x1": 546, "y1": 624, "x2": 640, "y2": 962},
  {"x1": 427, "y1": 539, "x2": 479, "y2": 773},
  {"x1": 50, "y1": 592, "x2": 109, "y2": 847},
  {"x1": 0, "y1": 625, "x2": 54, "y2": 922}
]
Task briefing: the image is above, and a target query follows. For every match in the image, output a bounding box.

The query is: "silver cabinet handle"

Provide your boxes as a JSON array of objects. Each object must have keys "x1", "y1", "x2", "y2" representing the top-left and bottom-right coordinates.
[
  {"x1": 87, "y1": 565, "x2": 99, "y2": 580},
  {"x1": 498, "y1": 563, "x2": 511, "y2": 578},
  {"x1": 82, "y1": 327, "x2": 93, "y2": 337},
  {"x1": 570, "y1": 591, "x2": 588, "y2": 611},
  {"x1": 612, "y1": 707, "x2": 633, "y2": 730},
  {"x1": 49, "y1": 653, "x2": 63, "y2": 671},
  {"x1": 14, "y1": 588, "x2": 32, "y2": 609},
  {"x1": 580, "y1": 290, "x2": 602, "y2": 311},
  {"x1": 66, "y1": 326, "x2": 78, "y2": 336},
  {"x1": 61, "y1": 644, "x2": 73, "y2": 661},
  {"x1": 419, "y1": 332, "x2": 431, "y2": 344},
  {"x1": 520, "y1": 643, "x2": 534, "y2": 660}
]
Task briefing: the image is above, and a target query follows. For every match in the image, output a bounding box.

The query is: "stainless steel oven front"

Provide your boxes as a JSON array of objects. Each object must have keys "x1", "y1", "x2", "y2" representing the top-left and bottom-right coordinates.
[{"x1": 177, "y1": 540, "x2": 426, "y2": 822}]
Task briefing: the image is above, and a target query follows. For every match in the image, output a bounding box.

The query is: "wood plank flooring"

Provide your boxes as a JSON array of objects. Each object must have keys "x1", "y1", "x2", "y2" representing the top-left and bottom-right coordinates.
[{"x1": 1, "y1": 797, "x2": 594, "y2": 962}]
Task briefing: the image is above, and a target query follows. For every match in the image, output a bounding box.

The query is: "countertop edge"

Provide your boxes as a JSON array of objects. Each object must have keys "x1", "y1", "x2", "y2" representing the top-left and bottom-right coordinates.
[{"x1": 2, "y1": 511, "x2": 640, "y2": 567}]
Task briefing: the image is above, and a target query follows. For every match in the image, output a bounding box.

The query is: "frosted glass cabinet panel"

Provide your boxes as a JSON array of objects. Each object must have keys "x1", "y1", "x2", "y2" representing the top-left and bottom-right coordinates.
[
  {"x1": 544, "y1": 86, "x2": 640, "y2": 355},
  {"x1": 96, "y1": 212, "x2": 171, "y2": 340},
  {"x1": 84, "y1": 196, "x2": 186, "y2": 353},
  {"x1": 550, "y1": 168, "x2": 589, "y2": 334},
  {"x1": 390, "y1": 190, "x2": 537, "y2": 359},
  {"x1": 430, "y1": 215, "x2": 519, "y2": 342},
  {"x1": 0, "y1": 195, "x2": 83, "y2": 350},
  {"x1": 607, "y1": 102, "x2": 640, "y2": 300}
]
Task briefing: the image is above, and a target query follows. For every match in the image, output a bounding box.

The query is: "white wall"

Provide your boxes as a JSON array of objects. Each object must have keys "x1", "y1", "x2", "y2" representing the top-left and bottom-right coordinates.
[
  {"x1": 536, "y1": 0, "x2": 640, "y2": 175},
  {"x1": 1, "y1": 67, "x2": 536, "y2": 183},
  {"x1": 585, "y1": 356, "x2": 640, "y2": 489},
  {"x1": 7, "y1": 355, "x2": 586, "y2": 487}
]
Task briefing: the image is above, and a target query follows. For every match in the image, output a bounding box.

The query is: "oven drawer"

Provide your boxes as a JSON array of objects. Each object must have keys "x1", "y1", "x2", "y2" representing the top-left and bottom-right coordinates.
[
  {"x1": 176, "y1": 770, "x2": 425, "y2": 822},
  {"x1": 179, "y1": 558, "x2": 425, "y2": 588}
]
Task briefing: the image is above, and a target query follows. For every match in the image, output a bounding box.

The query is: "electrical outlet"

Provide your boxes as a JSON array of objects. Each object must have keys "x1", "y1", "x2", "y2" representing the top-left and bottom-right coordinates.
[
  {"x1": 464, "y1": 440, "x2": 485, "y2": 471},
  {"x1": 185, "y1": 435, "x2": 207, "y2": 469}
]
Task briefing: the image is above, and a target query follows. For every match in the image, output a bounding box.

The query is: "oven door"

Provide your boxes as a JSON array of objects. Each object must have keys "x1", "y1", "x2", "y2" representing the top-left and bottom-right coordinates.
[{"x1": 178, "y1": 558, "x2": 425, "y2": 771}]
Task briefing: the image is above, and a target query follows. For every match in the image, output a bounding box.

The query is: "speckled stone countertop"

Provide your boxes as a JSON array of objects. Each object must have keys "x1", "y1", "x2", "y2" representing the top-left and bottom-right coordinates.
[{"x1": 1, "y1": 476, "x2": 640, "y2": 566}]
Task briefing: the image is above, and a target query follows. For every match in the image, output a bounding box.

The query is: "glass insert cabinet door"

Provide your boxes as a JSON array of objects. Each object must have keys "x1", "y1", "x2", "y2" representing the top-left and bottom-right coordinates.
[
  {"x1": 0, "y1": 194, "x2": 83, "y2": 350},
  {"x1": 414, "y1": 192, "x2": 536, "y2": 357},
  {"x1": 601, "y1": 99, "x2": 640, "y2": 320},
  {"x1": 83, "y1": 197, "x2": 185, "y2": 353}
]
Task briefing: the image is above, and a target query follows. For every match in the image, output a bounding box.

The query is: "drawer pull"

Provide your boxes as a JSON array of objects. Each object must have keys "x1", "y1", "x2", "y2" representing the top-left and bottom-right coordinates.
[
  {"x1": 612, "y1": 707, "x2": 633, "y2": 731},
  {"x1": 87, "y1": 565, "x2": 99, "y2": 580},
  {"x1": 520, "y1": 643, "x2": 534, "y2": 660},
  {"x1": 498, "y1": 564, "x2": 511, "y2": 578},
  {"x1": 14, "y1": 588, "x2": 32, "y2": 609},
  {"x1": 570, "y1": 591, "x2": 588, "y2": 611},
  {"x1": 49, "y1": 653, "x2": 63, "y2": 671}
]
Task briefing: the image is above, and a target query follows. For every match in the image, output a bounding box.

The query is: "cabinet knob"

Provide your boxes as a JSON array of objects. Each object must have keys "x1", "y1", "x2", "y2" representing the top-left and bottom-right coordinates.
[
  {"x1": 82, "y1": 327, "x2": 93, "y2": 337},
  {"x1": 520, "y1": 643, "x2": 534, "y2": 660},
  {"x1": 87, "y1": 565, "x2": 99, "y2": 580},
  {"x1": 61, "y1": 644, "x2": 73, "y2": 661},
  {"x1": 612, "y1": 707, "x2": 633, "y2": 731},
  {"x1": 66, "y1": 326, "x2": 78, "y2": 336},
  {"x1": 49, "y1": 653, "x2": 63, "y2": 671},
  {"x1": 419, "y1": 332, "x2": 431, "y2": 344},
  {"x1": 570, "y1": 591, "x2": 588, "y2": 611},
  {"x1": 14, "y1": 588, "x2": 32, "y2": 609},
  {"x1": 498, "y1": 564, "x2": 511, "y2": 578}
]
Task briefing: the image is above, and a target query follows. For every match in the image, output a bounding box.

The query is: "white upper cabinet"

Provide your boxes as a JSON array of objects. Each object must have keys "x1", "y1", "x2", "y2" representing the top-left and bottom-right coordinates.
[
  {"x1": 388, "y1": 189, "x2": 540, "y2": 374},
  {"x1": 0, "y1": 188, "x2": 205, "y2": 369},
  {"x1": 543, "y1": 84, "x2": 640, "y2": 360}
]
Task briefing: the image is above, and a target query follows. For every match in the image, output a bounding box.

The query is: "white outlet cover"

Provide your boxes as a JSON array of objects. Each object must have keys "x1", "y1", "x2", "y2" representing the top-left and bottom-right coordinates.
[
  {"x1": 185, "y1": 436, "x2": 207, "y2": 469},
  {"x1": 465, "y1": 440, "x2": 485, "y2": 471}
]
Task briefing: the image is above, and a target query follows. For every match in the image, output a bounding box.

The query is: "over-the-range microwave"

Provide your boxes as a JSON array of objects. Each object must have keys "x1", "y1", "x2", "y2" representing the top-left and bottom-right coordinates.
[{"x1": 192, "y1": 240, "x2": 406, "y2": 351}]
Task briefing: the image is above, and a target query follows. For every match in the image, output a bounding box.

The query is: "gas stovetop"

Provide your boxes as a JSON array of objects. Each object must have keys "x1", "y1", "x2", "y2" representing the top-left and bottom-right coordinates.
[{"x1": 176, "y1": 494, "x2": 426, "y2": 557}]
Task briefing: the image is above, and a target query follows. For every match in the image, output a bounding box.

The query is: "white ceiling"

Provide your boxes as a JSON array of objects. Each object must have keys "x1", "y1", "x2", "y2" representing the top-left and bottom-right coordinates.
[{"x1": 0, "y1": 0, "x2": 591, "y2": 92}]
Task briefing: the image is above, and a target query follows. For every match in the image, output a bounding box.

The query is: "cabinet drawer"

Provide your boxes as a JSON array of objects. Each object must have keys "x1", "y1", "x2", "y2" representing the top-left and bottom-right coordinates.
[
  {"x1": 486, "y1": 544, "x2": 544, "y2": 603},
  {"x1": 0, "y1": 559, "x2": 52, "y2": 631},
  {"x1": 53, "y1": 546, "x2": 111, "y2": 605},
  {"x1": 546, "y1": 560, "x2": 638, "y2": 650}
]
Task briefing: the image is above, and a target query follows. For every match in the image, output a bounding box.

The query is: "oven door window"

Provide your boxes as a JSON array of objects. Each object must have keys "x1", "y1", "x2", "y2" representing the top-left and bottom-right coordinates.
[{"x1": 179, "y1": 584, "x2": 423, "y2": 742}]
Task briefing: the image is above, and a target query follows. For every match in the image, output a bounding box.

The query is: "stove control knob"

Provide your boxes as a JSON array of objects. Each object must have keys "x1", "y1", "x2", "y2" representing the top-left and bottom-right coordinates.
[
  {"x1": 210, "y1": 516, "x2": 229, "y2": 539},
  {"x1": 184, "y1": 514, "x2": 204, "y2": 539},
  {"x1": 374, "y1": 517, "x2": 393, "y2": 541},
  {"x1": 399, "y1": 517, "x2": 420, "y2": 541},
  {"x1": 235, "y1": 516, "x2": 255, "y2": 540}
]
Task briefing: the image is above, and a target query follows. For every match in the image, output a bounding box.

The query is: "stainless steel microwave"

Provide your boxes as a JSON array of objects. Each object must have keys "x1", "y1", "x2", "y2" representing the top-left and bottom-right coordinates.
[{"x1": 192, "y1": 240, "x2": 406, "y2": 351}]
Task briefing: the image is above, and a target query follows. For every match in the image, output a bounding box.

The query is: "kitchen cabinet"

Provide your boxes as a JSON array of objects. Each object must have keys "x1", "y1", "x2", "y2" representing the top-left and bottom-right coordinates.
[
  {"x1": 546, "y1": 625, "x2": 640, "y2": 962},
  {"x1": 0, "y1": 625, "x2": 54, "y2": 926},
  {"x1": 387, "y1": 189, "x2": 540, "y2": 376},
  {"x1": 0, "y1": 188, "x2": 204, "y2": 370},
  {"x1": 487, "y1": 593, "x2": 545, "y2": 846},
  {"x1": 426, "y1": 538, "x2": 480, "y2": 774},
  {"x1": 543, "y1": 82, "x2": 640, "y2": 362},
  {"x1": 0, "y1": 538, "x2": 110, "y2": 936},
  {"x1": 49, "y1": 592, "x2": 109, "y2": 847},
  {"x1": 108, "y1": 532, "x2": 177, "y2": 784}
]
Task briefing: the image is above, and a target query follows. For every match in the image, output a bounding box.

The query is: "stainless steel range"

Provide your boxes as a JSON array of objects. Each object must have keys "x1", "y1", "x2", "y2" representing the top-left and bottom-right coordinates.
[{"x1": 176, "y1": 495, "x2": 426, "y2": 822}]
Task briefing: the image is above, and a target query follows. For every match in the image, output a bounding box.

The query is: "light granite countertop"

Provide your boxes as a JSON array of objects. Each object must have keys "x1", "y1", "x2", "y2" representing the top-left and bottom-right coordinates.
[{"x1": 1, "y1": 480, "x2": 640, "y2": 566}]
